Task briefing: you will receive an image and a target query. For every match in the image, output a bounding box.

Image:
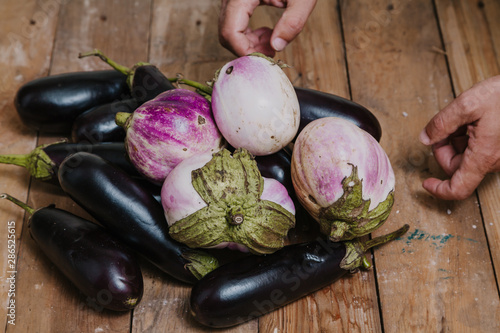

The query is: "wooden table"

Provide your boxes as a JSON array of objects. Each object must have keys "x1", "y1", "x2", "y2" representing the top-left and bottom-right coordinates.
[{"x1": 1, "y1": 0, "x2": 499, "y2": 332}]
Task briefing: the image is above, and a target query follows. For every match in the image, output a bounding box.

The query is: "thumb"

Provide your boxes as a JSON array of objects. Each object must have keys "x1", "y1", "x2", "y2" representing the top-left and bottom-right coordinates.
[{"x1": 270, "y1": 0, "x2": 317, "y2": 52}]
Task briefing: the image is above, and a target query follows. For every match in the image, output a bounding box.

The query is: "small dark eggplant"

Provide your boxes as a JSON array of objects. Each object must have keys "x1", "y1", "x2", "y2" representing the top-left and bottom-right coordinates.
[
  {"x1": 294, "y1": 87, "x2": 382, "y2": 142},
  {"x1": 0, "y1": 141, "x2": 138, "y2": 183},
  {"x1": 1, "y1": 194, "x2": 144, "y2": 312},
  {"x1": 79, "y1": 49, "x2": 176, "y2": 103},
  {"x1": 190, "y1": 224, "x2": 409, "y2": 328},
  {"x1": 14, "y1": 70, "x2": 129, "y2": 134},
  {"x1": 58, "y1": 152, "x2": 218, "y2": 284},
  {"x1": 71, "y1": 98, "x2": 139, "y2": 143}
]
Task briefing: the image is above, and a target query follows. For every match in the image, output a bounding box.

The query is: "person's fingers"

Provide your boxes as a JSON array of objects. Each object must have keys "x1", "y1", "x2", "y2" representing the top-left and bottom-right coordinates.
[
  {"x1": 248, "y1": 27, "x2": 275, "y2": 56},
  {"x1": 270, "y1": 0, "x2": 317, "y2": 52},
  {"x1": 431, "y1": 140, "x2": 463, "y2": 177},
  {"x1": 219, "y1": 0, "x2": 260, "y2": 56},
  {"x1": 419, "y1": 90, "x2": 482, "y2": 146},
  {"x1": 422, "y1": 148, "x2": 485, "y2": 200}
]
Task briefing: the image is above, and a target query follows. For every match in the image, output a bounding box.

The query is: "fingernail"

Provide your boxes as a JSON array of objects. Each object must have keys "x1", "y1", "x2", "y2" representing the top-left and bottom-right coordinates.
[
  {"x1": 271, "y1": 38, "x2": 288, "y2": 52},
  {"x1": 419, "y1": 129, "x2": 431, "y2": 145}
]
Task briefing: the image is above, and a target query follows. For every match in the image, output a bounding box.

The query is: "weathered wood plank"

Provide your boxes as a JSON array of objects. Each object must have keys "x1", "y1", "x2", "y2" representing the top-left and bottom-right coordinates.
[
  {"x1": 0, "y1": 0, "x2": 61, "y2": 330},
  {"x1": 342, "y1": 0, "x2": 500, "y2": 331},
  {"x1": 6, "y1": 1, "x2": 152, "y2": 332},
  {"x1": 434, "y1": 0, "x2": 500, "y2": 296},
  {"x1": 244, "y1": 1, "x2": 384, "y2": 332}
]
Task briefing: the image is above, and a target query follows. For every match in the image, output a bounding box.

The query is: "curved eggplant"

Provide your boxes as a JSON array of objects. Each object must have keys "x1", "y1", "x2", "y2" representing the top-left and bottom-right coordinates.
[
  {"x1": 294, "y1": 87, "x2": 382, "y2": 142},
  {"x1": 0, "y1": 141, "x2": 138, "y2": 183},
  {"x1": 14, "y1": 70, "x2": 129, "y2": 134},
  {"x1": 1, "y1": 194, "x2": 143, "y2": 312},
  {"x1": 190, "y1": 224, "x2": 409, "y2": 328},
  {"x1": 58, "y1": 152, "x2": 218, "y2": 284}
]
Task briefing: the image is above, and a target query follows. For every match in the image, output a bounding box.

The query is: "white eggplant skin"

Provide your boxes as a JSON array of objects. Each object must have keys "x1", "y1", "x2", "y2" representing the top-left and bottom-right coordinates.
[
  {"x1": 160, "y1": 149, "x2": 295, "y2": 253},
  {"x1": 121, "y1": 89, "x2": 223, "y2": 185},
  {"x1": 291, "y1": 117, "x2": 395, "y2": 241},
  {"x1": 211, "y1": 54, "x2": 300, "y2": 156}
]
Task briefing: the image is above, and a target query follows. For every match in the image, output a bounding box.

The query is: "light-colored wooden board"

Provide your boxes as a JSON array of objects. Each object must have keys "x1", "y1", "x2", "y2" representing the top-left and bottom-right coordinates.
[
  {"x1": 342, "y1": 0, "x2": 500, "y2": 331},
  {"x1": 4, "y1": 1, "x2": 152, "y2": 332},
  {"x1": 434, "y1": 0, "x2": 500, "y2": 295},
  {"x1": 0, "y1": 0, "x2": 61, "y2": 331}
]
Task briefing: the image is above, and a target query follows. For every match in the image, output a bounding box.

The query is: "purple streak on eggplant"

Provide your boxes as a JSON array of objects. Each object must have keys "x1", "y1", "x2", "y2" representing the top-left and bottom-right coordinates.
[
  {"x1": 14, "y1": 70, "x2": 129, "y2": 134},
  {"x1": 1, "y1": 194, "x2": 143, "y2": 312},
  {"x1": 0, "y1": 142, "x2": 138, "y2": 184},
  {"x1": 190, "y1": 224, "x2": 409, "y2": 328},
  {"x1": 58, "y1": 152, "x2": 218, "y2": 284},
  {"x1": 294, "y1": 87, "x2": 382, "y2": 142}
]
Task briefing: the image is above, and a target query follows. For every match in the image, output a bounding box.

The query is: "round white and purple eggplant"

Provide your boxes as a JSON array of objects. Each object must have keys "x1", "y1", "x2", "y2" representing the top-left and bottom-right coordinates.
[
  {"x1": 211, "y1": 53, "x2": 300, "y2": 156},
  {"x1": 116, "y1": 88, "x2": 224, "y2": 184},
  {"x1": 291, "y1": 117, "x2": 395, "y2": 242},
  {"x1": 161, "y1": 148, "x2": 296, "y2": 254}
]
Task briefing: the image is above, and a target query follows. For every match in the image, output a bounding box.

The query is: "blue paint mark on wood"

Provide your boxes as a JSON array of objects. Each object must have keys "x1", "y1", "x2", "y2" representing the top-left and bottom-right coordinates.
[{"x1": 401, "y1": 228, "x2": 478, "y2": 250}]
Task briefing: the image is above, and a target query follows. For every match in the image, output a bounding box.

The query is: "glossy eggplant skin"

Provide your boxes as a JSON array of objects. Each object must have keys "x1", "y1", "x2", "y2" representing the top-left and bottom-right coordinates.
[
  {"x1": 131, "y1": 65, "x2": 176, "y2": 103},
  {"x1": 255, "y1": 150, "x2": 292, "y2": 193},
  {"x1": 44, "y1": 142, "x2": 137, "y2": 175},
  {"x1": 58, "y1": 152, "x2": 214, "y2": 284},
  {"x1": 294, "y1": 87, "x2": 382, "y2": 142},
  {"x1": 71, "y1": 99, "x2": 138, "y2": 143},
  {"x1": 29, "y1": 206, "x2": 143, "y2": 311},
  {"x1": 190, "y1": 237, "x2": 347, "y2": 328},
  {"x1": 14, "y1": 70, "x2": 129, "y2": 134}
]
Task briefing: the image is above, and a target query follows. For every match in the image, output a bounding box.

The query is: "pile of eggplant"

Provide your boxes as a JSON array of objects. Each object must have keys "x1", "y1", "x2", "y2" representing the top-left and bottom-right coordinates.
[{"x1": 1, "y1": 50, "x2": 408, "y2": 326}]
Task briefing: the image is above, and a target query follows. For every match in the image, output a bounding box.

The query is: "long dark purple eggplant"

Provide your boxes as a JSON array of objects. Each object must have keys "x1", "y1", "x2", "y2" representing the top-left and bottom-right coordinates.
[
  {"x1": 79, "y1": 49, "x2": 176, "y2": 104},
  {"x1": 57, "y1": 152, "x2": 218, "y2": 284},
  {"x1": 0, "y1": 141, "x2": 138, "y2": 183},
  {"x1": 71, "y1": 98, "x2": 139, "y2": 143},
  {"x1": 14, "y1": 70, "x2": 129, "y2": 134},
  {"x1": 1, "y1": 194, "x2": 143, "y2": 312},
  {"x1": 190, "y1": 224, "x2": 409, "y2": 328},
  {"x1": 294, "y1": 87, "x2": 382, "y2": 142}
]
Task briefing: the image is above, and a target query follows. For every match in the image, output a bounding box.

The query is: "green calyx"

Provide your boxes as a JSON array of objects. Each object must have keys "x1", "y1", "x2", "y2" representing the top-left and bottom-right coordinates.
[
  {"x1": 115, "y1": 112, "x2": 132, "y2": 129},
  {"x1": 340, "y1": 224, "x2": 410, "y2": 271},
  {"x1": 182, "y1": 249, "x2": 219, "y2": 280},
  {"x1": 169, "y1": 148, "x2": 295, "y2": 255},
  {"x1": 318, "y1": 164, "x2": 395, "y2": 242},
  {"x1": 0, "y1": 142, "x2": 61, "y2": 180}
]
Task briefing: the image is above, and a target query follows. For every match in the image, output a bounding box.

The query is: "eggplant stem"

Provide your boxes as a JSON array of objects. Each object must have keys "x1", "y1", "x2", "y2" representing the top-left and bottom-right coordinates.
[
  {"x1": 115, "y1": 112, "x2": 132, "y2": 128},
  {"x1": 0, "y1": 154, "x2": 29, "y2": 168},
  {"x1": 170, "y1": 77, "x2": 213, "y2": 96},
  {"x1": 1, "y1": 193, "x2": 35, "y2": 215},
  {"x1": 360, "y1": 224, "x2": 410, "y2": 252},
  {"x1": 79, "y1": 49, "x2": 132, "y2": 76},
  {"x1": 340, "y1": 224, "x2": 409, "y2": 271}
]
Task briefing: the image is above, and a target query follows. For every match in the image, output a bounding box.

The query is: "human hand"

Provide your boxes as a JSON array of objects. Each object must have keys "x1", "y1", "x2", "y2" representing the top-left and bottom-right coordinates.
[
  {"x1": 218, "y1": 0, "x2": 317, "y2": 57},
  {"x1": 419, "y1": 75, "x2": 500, "y2": 200}
]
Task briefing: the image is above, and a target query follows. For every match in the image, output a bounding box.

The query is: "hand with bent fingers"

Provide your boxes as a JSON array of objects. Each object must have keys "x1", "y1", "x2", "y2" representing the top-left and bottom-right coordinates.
[
  {"x1": 218, "y1": 0, "x2": 317, "y2": 57},
  {"x1": 419, "y1": 75, "x2": 500, "y2": 200}
]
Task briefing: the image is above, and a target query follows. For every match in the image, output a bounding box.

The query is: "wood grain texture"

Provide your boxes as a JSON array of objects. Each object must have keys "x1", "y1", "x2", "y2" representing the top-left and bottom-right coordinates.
[
  {"x1": 0, "y1": 0, "x2": 499, "y2": 332},
  {"x1": 3, "y1": 1, "x2": 151, "y2": 332},
  {"x1": 435, "y1": 0, "x2": 500, "y2": 298},
  {"x1": 0, "y1": 0, "x2": 61, "y2": 331},
  {"x1": 342, "y1": 0, "x2": 500, "y2": 332}
]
